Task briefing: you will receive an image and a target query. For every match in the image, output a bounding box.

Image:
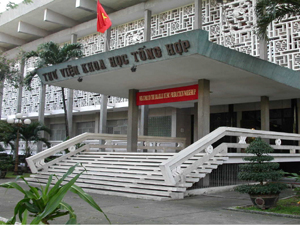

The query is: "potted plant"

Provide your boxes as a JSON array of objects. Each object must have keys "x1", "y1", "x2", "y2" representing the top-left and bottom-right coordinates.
[{"x1": 235, "y1": 137, "x2": 287, "y2": 209}]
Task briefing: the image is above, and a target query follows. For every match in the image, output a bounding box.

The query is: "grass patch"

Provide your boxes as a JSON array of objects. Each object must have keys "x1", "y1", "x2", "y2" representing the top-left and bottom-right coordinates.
[
  {"x1": 237, "y1": 196, "x2": 300, "y2": 216},
  {"x1": 5, "y1": 171, "x2": 31, "y2": 179}
]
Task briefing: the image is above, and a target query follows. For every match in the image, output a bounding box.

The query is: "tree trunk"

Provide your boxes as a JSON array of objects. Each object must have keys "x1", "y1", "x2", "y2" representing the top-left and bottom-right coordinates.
[{"x1": 61, "y1": 87, "x2": 69, "y2": 138}]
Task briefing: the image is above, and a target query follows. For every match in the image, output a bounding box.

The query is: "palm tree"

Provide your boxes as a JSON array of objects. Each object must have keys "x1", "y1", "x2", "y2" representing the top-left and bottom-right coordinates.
[
  {"x1": 256, "y1": 0, "x2": 300, "y2": 39},
  {"x1": 4, "y1": 121, "x2": 52, "y2": 172},
  {"x1": 18, "y1": 121, "x2": 52, "y2": 158},
  {"x1": 0, "y1": 120, "x2": 15, "y2": 151},
  {"x1": 24, "y1": 41, "x2": 83, "y2": 138}
]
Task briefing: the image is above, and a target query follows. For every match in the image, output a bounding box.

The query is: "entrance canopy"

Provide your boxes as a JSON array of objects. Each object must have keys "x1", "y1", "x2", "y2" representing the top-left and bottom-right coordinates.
[{"x1": 37, "y1": 29, "x2": 300, "y2": 107}]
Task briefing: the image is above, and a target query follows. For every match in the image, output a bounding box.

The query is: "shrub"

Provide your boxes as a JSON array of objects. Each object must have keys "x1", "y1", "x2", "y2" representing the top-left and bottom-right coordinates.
[
  {"x1": 0, "y1": 163, "x2": 110, "y2": 224},
  {"x1": 235, "y1": 137, "x2": 287, "y2": 195}
]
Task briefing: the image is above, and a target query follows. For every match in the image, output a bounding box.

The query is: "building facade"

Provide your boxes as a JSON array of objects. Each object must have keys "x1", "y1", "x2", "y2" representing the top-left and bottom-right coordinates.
[{"x1": 1, "y1": 0, "x2": 300, "y2": 148}]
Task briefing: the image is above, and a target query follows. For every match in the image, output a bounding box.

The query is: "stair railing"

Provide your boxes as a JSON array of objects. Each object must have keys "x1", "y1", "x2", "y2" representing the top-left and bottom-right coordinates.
[
  {"x1": 159, "y1": 127, "x2": 300, "y2": 185},
  {"x1": 26, "y1": 133, "x2": 186, "y2": 173}
]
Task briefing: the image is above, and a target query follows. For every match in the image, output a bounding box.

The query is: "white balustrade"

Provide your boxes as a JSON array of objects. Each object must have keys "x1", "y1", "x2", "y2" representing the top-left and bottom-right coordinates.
[
  {"x1": 26, "y1": 133, "x2": 186, "y2": 173},
  {"x1": 160, "y1": 127, "x2": 300, "y2": 185}
]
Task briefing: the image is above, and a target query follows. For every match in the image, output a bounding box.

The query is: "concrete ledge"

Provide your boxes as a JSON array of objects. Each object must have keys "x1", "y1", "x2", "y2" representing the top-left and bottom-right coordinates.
[
  {"x1": 226, "y1": 206, "x2": 300, "y2": 219},
  {"x1": 185, "y1": 184, "x2": 238, "y2": 197}
]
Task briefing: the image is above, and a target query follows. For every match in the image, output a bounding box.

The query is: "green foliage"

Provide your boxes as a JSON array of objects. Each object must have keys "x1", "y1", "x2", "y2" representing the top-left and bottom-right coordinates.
[
  {"x1": 287, "y1": 171, "x2": 300, "y2": 195},
  {"x1": 0, "y1": 121, "x2": 15, "y2": 150},
  {"x1": 235, "y1": 137, "x2": 286, "y2": 195},
  {"x1": 238, "y1": 195, "x2": 300, "y2": 215},
  {"x1": 23, "y1": 41, "x2": 83, "y2": 91},
  {"x1": 244, "y1": 137, "x2": 274, "y2": 155},
  {"x1": 235, "y1": 182, "x2": 287, "y2": 195},
  {"x1": 6, "y1": 0, "x2": 33, "y2": 10},
  {"x1": 256, "y1": 0, "x2": 300, "y2": 40},
  {"x1": 0, "y1": 151, "x2": 13, "y2": 172},
  {"x1": 0, "y1": 163, "x2": 110, "y2": 224},
  {"x1": 18, "y1": 121, "x2": 52, "y2": 157},
  {"x1": 0, "y1": 52, "x2": 21, "y2": 88},
  {"x1": 23, "y1": 41, "x2": 83, "y2": 138}
]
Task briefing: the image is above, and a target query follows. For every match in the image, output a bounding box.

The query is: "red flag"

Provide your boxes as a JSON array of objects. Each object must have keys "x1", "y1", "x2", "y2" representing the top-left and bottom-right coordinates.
[{"x1": 97, "y1": 1, "x2": 112, "y2": 33}]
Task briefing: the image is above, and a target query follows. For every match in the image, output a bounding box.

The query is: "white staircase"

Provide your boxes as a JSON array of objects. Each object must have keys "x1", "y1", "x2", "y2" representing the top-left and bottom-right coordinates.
[
  {"x1": 26, "y1": 151, "x2": 228, "y2": 200},
  {"x1": 25, "y1": 128, "x2": 300, "y2": 200}
]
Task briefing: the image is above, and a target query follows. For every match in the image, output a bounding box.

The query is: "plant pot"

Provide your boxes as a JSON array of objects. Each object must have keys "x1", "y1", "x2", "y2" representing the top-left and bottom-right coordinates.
[
  {"x1": 250, "y1": 194, "x2": 280, "y2": 209},
  {"x1": 0, "y1": 170, "x2": 7, "y2": 179}
]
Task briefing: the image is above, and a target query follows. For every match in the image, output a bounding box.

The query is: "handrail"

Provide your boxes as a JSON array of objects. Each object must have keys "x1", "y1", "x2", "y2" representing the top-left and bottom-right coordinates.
[
  {"x1": 26, "y1": 132, "x2": 186, "y2": 173},
  {"x1": 159, "y1": 127, "x2": 300, "y2": 185}
]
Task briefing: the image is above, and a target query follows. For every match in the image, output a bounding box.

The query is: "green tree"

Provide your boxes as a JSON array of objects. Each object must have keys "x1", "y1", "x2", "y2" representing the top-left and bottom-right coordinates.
[
  {"x1": 235, "y1": 137, "x2": 286, "y2": 195},
  {"x1": 0, "y1": 120, "x2": 15, "y2": 151},
  {"x1": 24, "y1": 41, "x2": 83, "y2": 138},
  {"x1": 1, "y1": 121, "x2": 51, "y2": 172},
  {"x1": 0, "y1": 51, "x2": 21, "y2": 87},
  {"x1": 18, "y1": 121, "x2": 51, "y2": 158},
  {"x1": 256, "y1": 0, "x2": 300, "y2": 39}
]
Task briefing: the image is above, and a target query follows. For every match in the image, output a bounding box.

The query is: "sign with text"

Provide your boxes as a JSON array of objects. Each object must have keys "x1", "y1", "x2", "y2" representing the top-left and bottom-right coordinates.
[{"x1": 137, "y1": 85, "x2": 198, "y2": 106}]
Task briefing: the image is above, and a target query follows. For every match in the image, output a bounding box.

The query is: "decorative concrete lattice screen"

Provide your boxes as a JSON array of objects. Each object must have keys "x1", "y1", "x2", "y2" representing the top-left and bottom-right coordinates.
[{"x1": 3, "y1": 0, "x2": 300, "y2": 117}]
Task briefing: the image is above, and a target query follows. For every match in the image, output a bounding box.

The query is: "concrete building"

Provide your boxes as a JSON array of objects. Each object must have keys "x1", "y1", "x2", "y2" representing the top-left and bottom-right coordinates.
[{"x1": 1, "y1": 0, "x2": 300, "y2": 199}]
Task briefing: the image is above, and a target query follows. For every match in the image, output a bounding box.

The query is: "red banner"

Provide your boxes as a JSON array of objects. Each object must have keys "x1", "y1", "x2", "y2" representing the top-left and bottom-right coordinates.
[{"x1": 137, "y1": 84, "x2": 198, "y2": 106}]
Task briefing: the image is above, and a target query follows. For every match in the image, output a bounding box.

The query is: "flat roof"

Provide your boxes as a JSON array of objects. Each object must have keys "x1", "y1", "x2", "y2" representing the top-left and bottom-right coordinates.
[{"x1": 37, "y1": 29, "x2": 300, "y2": 107}]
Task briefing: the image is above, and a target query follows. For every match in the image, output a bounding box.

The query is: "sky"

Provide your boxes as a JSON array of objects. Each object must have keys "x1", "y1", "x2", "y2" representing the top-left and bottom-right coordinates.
[{"x1": 0, "y1": 0, "x2": 23, "y2": 13}]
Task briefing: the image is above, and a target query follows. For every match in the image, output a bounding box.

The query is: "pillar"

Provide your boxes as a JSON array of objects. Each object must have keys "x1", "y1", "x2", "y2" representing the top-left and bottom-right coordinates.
[
  {"x1": 194, "y1": 0, "x2": 203, "y2": 29},
  {"x1": 297, "y1": 99, "x2": 300, "y2": 146},
  {"x1": 193, "y1": 103, "x2": 198, "y2": 141},
  {"x1": 261, "y1": 96, "x2": 270, "y2": 131},
  {"x1": 171, "y1": 108, "x2": 177, "y2": 137},
  {"x1": 144, "y1": 9, "x2": 151, "y2": 42},
  {"x1": 37, "y1": 83, "x2": 46, "y2": 152},
  {"x1": 139, "y1": 9, "x2": 152, "y2": 137},
  {"x1": 17, "y1": 59, "x2": 25, "y2": 113},
  {"x1": 197, "y1": 79, "x2": 210, "y2": 139},
  {"x1": 67, "y1": 34, "x2": 77, "y2": 138},
  {"x1": 98, "y1": 27, "x2": 111, "y2": 138},
  {"x1": 140, "y1": 105, "x2": 149, "y2": 136},
  {"x1": 0, "y1": 82, "x2": 3, "y2": 119},
  {"x1": 127, "y1": 89, "x2": 139, "y2": 152},
  {"x1": 99, "y1": 95, "x2": 108, "y2": 134}
]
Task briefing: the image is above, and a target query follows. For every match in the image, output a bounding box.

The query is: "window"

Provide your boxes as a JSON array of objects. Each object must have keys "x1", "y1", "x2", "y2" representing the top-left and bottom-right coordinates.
[
  {"x1": 148, "y1": 116, "x2": 171, "y2": 137},
  {"x1": 50, "y1": 124, "x2": 66, "y2": 141},
  {"x1": 76, "y1": 122, "x2": 95, "y2": 135}
]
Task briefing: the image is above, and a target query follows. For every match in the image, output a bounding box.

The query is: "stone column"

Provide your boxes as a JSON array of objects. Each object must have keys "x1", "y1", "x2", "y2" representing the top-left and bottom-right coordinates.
[
  {"x1": 197, "y1": 79, "x2": 210, "y2": 139},
  {"x1": 194, "y1": 0, "x2": 202, "y2": 29},
  {"x1": 194, "y1": 103, "x2": 198, "y2": 141},
  {"x1": 37, "y1": 83, "x2": 46, "y2": 152},
  {"x1": 261, "y1": 96, "x2": 270, "y2": 131},
  {"x1": 98, "y1": 28, "x2": 111, "y2": 137},
  {"x1": 67, "y1": 34, "x2": 77, "y2": 138},
  {"x1": 127, "y1": 89, "x2": 139, "y2": 152},
  {"x1": 297, "y1": 99, "x2": 300, "y2": 146},
  {"x1": 17, "y1": 59, "x2": 25, "y2": 113},
  {"x1": 171, "y1": 108, "x2": 177, "y2": 138},
  {"x1": 139, "y1": 9, "x2": 152, "y2": 137},
  {"x1": 99, "y1": 95, "x2": 108, "y2": 134},
  {"x1": 140, "y1": 105, "x2": 149, "y2": 136},
  {"x1": 0, "y1": 82, "x2": 4, "y2": 119}
]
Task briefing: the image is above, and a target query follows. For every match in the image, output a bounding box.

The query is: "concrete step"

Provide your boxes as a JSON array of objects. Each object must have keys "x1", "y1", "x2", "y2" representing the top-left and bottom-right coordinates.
[
  {"x1": 25, "y1": 178, "x2": 171, "y2": 201},
  {"x1": 26, "y1": 151, "x2": 229, "y2": 200}
]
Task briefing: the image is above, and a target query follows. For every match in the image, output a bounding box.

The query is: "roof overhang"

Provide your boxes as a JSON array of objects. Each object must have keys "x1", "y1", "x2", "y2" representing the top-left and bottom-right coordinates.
[{"x1": 37, "y1": 29, "x2": 300, "y2": 107}]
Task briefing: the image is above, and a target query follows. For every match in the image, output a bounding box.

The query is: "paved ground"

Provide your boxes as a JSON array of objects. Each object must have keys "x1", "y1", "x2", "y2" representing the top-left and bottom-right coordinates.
[{"x1": 0, "y1": 178, "x2": 300, "y2": 224}]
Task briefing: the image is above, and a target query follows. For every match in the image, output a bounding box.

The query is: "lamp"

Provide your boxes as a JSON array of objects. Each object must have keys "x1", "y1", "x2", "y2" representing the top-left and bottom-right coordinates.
[
  {"x1": 131, "y1": 65, "x2": 137, "y2": 72},
  {"x1": 7, "y1": 114, "x2": 31, "y2": 175}
]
